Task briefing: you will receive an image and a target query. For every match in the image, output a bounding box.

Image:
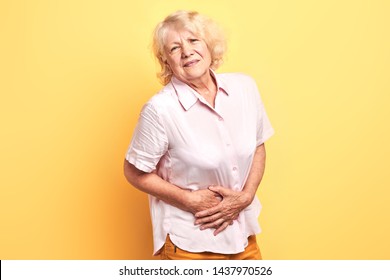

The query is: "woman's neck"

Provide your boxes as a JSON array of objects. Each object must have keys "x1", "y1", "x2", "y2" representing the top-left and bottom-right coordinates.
[{"x1": 188, "y1": 72, "x2": 217, "y2": 103}]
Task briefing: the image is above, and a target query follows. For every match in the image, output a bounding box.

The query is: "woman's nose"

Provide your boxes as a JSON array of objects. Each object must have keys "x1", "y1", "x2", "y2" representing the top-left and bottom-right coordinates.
[{"x1": 181, "y1": 43, "x2": 193, "y2": 58}]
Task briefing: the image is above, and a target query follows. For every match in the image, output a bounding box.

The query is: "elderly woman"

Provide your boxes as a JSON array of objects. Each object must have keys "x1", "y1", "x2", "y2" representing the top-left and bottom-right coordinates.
[{"x1": 124, "y1": 10, "x2": 274, "y2": 260}]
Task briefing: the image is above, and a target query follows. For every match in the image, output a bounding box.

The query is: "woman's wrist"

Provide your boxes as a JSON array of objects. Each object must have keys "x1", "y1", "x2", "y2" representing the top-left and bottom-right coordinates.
[
  {"x1": 240, "y1": 189, "x2": 255, "y2": 208},
  {"x1": 177, "y1": 189, "x2": 194, "y2": 212}
]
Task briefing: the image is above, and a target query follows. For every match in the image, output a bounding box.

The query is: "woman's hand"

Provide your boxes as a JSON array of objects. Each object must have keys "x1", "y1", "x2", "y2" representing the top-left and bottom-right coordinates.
[
  {"x1": 194, "y1": 186, "x2": 254, "y2": 235},
  {"x1": 185, "y1": 188, "x2": 223, "y2": 214}
]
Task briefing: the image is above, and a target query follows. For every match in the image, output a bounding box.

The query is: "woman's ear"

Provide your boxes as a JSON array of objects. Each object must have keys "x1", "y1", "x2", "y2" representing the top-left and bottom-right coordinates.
[
  {"x1": 160, "y1": 54, "x2": 168, "y2": 65},
  {"x1": 163, "y1": 58, "x2": 170, "y2": 68}
]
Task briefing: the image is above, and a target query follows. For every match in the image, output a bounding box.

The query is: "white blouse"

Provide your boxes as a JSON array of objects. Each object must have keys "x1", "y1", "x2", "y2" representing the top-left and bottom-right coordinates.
[{"x1": 126, "y1": 71, "x2": 274, "y2": 255}]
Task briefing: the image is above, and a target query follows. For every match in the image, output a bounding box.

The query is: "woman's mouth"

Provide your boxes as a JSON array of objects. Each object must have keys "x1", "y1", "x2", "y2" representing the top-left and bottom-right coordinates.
[{"x1": 183, "y1": 60, "x2": 199, "y2": 67}]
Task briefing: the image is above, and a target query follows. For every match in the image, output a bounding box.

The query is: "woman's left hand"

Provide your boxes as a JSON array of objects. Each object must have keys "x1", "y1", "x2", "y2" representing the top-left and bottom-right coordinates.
[{"x1": 194, "y1": 185, "x2": 253, "y2": 235}]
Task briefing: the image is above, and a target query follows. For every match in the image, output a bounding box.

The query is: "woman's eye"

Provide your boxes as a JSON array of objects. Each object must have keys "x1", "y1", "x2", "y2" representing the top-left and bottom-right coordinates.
[
  {"x1": 170, "y1": 46, "x2": 179, "y2": 52},
  {"x1": 190, "y1": 39, "x2": 199, "y2": 43}
]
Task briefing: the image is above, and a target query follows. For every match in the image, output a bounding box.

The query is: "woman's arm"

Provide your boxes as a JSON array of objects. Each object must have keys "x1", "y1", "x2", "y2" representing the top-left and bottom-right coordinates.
[
  {"x1": 123, "y1": 159, "x2": 222, "y2": 214},
  {"x1": 194, "y1": 143, "x2": 267, "y2": 235}
]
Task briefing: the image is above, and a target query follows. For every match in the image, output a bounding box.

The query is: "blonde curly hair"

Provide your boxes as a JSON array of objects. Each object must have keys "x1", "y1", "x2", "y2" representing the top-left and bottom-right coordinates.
[{"x1": 152, "y1": 10, "x2": 227, "y2": 85}]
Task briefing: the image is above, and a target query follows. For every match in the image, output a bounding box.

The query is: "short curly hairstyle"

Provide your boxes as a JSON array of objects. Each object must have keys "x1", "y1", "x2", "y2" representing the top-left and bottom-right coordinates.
[{"x1": 152, "y1": 10, "x2": 227, "y2": 85}]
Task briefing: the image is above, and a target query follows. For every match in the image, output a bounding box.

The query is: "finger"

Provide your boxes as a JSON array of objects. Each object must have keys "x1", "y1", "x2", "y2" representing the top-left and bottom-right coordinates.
[
  {"x1": 200, "y1": 218, "x2": 225, "y2": 230},
  {"x1": 195, "y1": 204, "x2": 222, "y2": 218},
  {"x1": 195, "y1": 212, "x2": 223, "y2": 225},
  {"x1": 213, "y1": 221, "x2": 230, "y2": 236},
  {"x1": 208, "y1": 185, "x2": 227, "y2": 197}
]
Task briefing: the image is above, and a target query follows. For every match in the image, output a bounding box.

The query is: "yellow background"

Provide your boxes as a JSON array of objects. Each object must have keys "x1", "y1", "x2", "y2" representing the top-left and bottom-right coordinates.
[{"x1": 1, "y1": 0, "x2": 389, "y2": 259}]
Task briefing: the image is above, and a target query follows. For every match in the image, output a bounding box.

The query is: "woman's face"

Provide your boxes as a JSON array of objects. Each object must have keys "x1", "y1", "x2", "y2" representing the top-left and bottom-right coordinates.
[{"x1": 163, "y1": 27, "x2": 212, "y2": 84}]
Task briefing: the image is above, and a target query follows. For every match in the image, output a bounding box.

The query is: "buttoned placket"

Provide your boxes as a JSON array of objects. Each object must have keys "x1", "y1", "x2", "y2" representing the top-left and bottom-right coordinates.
[{"x1": 198, "y1": 92, "x2": 241, "y2": 191}]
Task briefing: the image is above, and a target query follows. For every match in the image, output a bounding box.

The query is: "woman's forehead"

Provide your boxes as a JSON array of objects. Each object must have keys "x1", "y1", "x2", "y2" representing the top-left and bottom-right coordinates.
[{"x1": 163, "y1": 24, "x2": 199, "y2": 43}]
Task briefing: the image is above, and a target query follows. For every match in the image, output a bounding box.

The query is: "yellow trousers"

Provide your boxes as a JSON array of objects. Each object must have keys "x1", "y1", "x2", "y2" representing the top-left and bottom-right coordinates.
[{"x1": 160, "y1": 235, "x2": 262, "y2": 260}]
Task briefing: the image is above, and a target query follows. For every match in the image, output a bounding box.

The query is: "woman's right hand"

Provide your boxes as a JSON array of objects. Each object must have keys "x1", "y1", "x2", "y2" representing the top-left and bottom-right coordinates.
[{"x1": 185, "y1": 188, "x2": 222, "y2": 215}]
